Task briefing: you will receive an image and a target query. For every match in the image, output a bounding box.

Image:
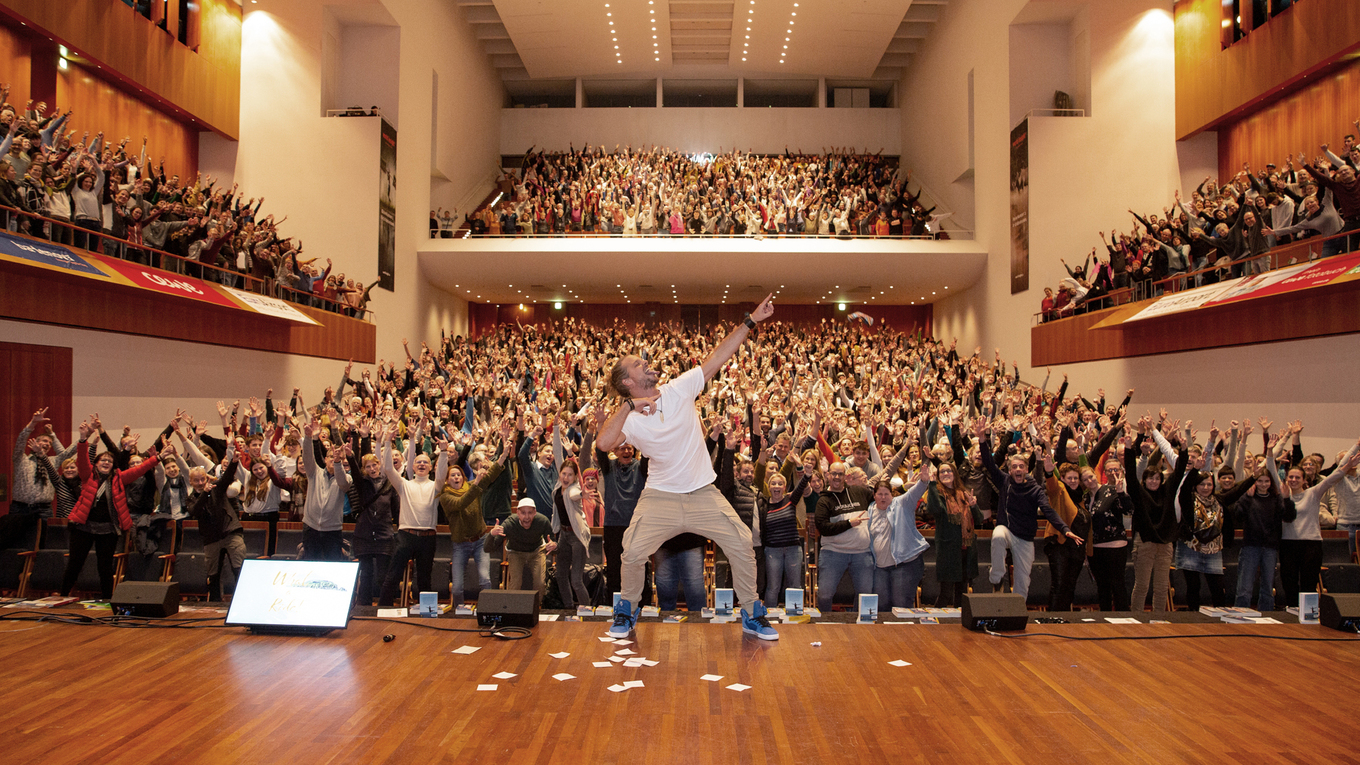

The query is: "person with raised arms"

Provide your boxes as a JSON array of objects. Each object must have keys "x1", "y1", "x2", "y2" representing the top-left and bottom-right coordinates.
[{"x1": 596, "y1": 294, "x2": 779, "y2": 640}]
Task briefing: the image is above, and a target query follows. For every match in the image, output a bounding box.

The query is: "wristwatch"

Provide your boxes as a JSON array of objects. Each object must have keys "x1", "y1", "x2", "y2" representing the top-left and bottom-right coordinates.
[{"x1": 743, "y1": 313, "x2": 757, "y2": 330}]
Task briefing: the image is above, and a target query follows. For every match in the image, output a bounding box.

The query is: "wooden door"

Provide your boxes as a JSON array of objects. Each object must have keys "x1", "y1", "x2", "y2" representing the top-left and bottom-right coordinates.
[{"x1": 0, "y1": 342, "x2": 73, "y2": 515}]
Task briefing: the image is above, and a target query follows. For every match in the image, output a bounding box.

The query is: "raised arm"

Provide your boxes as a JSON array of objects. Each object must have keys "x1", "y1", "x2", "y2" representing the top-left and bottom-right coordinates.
[{"x1": 700, "y1": 294, "x2": 773, "y2": 382}]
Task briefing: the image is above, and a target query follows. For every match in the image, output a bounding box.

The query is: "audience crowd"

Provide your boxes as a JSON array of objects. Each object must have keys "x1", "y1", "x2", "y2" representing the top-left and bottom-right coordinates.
[
  {"x1": 8, "y1": 317, "x2": 1357, "y2": 617},
  {"x1": 1041, "y1": 120, "x2": 1360, "y2": 321},
  {"x1": 460, "y1": 145, "x2": 950, "y2": 240},
  {"x1": 0, "y1": 83, "x2": 372, "y2": 316}
]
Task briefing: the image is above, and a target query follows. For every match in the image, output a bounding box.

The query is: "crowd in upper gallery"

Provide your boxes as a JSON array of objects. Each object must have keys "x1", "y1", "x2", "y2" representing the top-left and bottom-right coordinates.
[
  {"x1": 9, "y1": 316, "x2": 1359, "y2": 618},
  {"x1": 0, "y1": 84, "x2": 371, "y2": 317},
  {"x1": 445, "y1": 144, "x2": 950, "y2": 239},
  {"x1": 1041, "y1": 120, "x2": 1360, "y2": 321}
]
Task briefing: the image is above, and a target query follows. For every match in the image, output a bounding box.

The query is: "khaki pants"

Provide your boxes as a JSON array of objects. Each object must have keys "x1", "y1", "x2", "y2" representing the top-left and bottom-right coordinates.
[
  {"x1": 205, "y1": 532, "x2": 247, "y2": 577},
  {"x1": 506, "y1": 549, "x2": 546, "y2": 595},
  {"x1": 621, "y1": 484, "x2": 757, "y2": 609},
  {"x1": 1129, "y1": 534, "x2": 1172, "y2": 613}
]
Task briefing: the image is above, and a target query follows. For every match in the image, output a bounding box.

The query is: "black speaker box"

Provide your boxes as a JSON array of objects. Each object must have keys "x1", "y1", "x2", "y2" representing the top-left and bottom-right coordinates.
[
  {"x1": 111, "y1": 581, "x2": 180, "y2": 617},
  {"x1": 477, "y1": 589, "x2": 540, "y2": 630},
  {"x1": 1319, "y1": 593, "x2": 1360, "y2": 633},
  {"x1": 961, "y1": 593, "x2": 1028, "y2": 631}
]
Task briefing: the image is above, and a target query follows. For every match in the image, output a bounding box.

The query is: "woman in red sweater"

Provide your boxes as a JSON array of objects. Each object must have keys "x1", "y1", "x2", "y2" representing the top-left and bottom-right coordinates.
[{"x1": 62, "y1": 419, "x2": 164, "y2": 599}]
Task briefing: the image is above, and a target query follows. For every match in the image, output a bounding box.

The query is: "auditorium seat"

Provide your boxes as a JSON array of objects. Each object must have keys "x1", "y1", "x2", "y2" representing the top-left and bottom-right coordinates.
[
  {"x1": 120, "y1": 518, "x2": 175, "y2": 583},
  {"x1": 1, "y1": 514, "x2": 44, "y2": 596},
  {"x1": 16, "y1": 518, "x2": 59, "y2": 596},
  {"x1": 271, "y1": 526, "x2": 305, "y2": 560},
  {"x1": 169, "y1": 522, "x2": 208, "y2": 598},
  {"x1": 1320, "y1": 565, "x2": 1360, "y2": 594},
  {"x1": 1026, "y1": 562, "x2": 1052, "y2": 607},
  {"x1": 241, "y1": 522, "x2": 271, "y2": 559}
]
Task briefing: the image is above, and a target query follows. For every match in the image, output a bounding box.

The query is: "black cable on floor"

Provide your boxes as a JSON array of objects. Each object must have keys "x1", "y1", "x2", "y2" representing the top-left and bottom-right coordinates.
[
  {"x1": 984, "y1": 628, "x2": 1360, "y2": 642},
  {"x1": 0, "y1": 610, "x2": 231, "y2": 628},
  {"x1": 352, "y1": 616, "x2": 533, "y2": 640}
]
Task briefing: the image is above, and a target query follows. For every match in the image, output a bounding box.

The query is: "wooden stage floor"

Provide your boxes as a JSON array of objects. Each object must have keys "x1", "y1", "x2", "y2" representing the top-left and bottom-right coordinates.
[{"x1": 1, "y1": 612, "x2": 1358, "y2": 764}]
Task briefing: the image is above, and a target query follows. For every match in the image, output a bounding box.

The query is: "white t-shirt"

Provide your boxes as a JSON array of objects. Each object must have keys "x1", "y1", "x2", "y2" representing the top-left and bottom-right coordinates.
[{"x1": 619, "y1": 367, "x2": 715, "y2": 493}]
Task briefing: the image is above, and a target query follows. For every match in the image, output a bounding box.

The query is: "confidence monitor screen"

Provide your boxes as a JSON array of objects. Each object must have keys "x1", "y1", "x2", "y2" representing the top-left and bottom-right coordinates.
[{"x1": 226, "y1": 559, "x2": 360, "y2": 634}]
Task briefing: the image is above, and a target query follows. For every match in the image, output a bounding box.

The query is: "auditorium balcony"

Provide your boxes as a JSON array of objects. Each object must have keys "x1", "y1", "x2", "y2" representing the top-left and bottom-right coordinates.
[
  {"x1": 418, "y1": 232, "x2": 988, "y2": 308},
  {"x1": 1031, "y1": 230, "x2": 1360, "y2": 367},
  {"x1": 0, "y1": 206, "x2": 376, "y2": 363}
]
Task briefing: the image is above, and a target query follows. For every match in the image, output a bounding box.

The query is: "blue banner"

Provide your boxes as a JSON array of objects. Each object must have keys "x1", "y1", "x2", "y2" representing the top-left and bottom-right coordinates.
[{"x1": 0, "y1": 232, "x2": 106, "y2": 277}]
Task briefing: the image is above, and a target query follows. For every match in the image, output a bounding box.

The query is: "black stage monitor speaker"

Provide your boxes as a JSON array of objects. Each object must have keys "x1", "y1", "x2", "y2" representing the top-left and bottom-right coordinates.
[
  {"x1": 477, "y1": 589, "x2": 540, "y2": 630},
  {"x1": 1319, "y1": 593, "x2": 1360, "y2": 633},
  {"x1": 111, "y1": 581, "x2": 180, "y2": 617},
  {"x1": 962, "y1": 593, "x2": 1028, "y2": 632}
]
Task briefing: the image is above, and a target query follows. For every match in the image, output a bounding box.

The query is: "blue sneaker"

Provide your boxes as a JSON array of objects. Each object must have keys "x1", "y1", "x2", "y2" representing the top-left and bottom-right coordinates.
[
  {"x1": 607, "y1": 598, "x2": 638, "y2": 639},
  {"x1": 741, "y1": 600, "x2": 779, "y2": 641}
]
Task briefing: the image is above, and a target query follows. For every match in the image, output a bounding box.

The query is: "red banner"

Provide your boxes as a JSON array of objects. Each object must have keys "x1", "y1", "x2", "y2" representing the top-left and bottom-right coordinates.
[
  {"x1": 98, "y1": 258, "x2": 240, "y2": 309},
  {"x1": 1203, "y1": 251, "x2": 1360, "y2": 308}
]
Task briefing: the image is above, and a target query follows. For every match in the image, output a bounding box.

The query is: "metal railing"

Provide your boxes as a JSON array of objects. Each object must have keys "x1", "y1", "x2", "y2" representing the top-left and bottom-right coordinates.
[
  {"x1": 0, "y1": 205, "x2": 368, "y2": 320},
  {"x1": 1149, "y1": 228, "x2": 1355, "y2": 297},
  {"x1": 446, "y1": 228, "x2": 972, "y2": 241},
  {"x1": 1034, "y1": 228, "x2": 1357, "y2": 324}
]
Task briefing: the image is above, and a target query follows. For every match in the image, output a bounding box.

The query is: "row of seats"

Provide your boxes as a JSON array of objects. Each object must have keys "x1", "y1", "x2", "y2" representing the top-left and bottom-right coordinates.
[{"x1": 2, "y1": 518, "x2": 1354, "y2": 609}]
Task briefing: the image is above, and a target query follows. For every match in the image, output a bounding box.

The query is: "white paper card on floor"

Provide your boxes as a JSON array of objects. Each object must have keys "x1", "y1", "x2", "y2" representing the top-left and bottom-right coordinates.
[
  {"x1": 492, "y1": 672, "x2": 516, "y2": 679},
  {"x1": 477, "y1": 684, "x2": 497, "y2": 691},
  {"x1": 553, "y1": 673, "x2": 575, "y2": 681},
  {"x1": 451, "y1": 645, "x2": 481, "y2": 654}
]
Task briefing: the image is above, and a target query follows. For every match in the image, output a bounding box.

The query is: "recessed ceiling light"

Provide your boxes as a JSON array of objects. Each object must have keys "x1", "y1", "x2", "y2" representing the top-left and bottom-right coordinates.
[
  {"x1": 653, "y1": 34, "x2": 657, "y2": 38},
  {"x1": 606, "y1": 11, "x2": 611, "y2": 15},
  {"x1": 741, "y1": 57, "x2": 747, "y2": 60}
]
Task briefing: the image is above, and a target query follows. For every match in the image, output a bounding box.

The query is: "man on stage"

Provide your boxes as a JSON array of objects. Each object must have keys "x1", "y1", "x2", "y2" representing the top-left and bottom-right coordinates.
[{"x1": 596, "y1": 294, "x2": 779, "y2": 640}]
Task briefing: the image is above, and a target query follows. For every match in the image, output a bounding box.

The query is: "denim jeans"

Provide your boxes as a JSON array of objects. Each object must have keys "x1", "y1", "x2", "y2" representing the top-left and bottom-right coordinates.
[
  {"x1": 764, "y1": 544, "x2": 804, "y2": 607},
  {"x1": 874, "y1": 555, "x2": 925, "y2": 610},
  {"x1": 989, "y1": 525, "x2": 1037, "y2": 599},
  {"x1": 451, "y1": 539, "x2": 491, "y2": 605},
  {"x1": 1234, "y1": 545, "x2": 1279, "y2": 611},
  {"x1": 654, "y1": 545, "x2": 706, "y2": 611},
  {"x1": 816, "y1": 548, "x2": 876, "y2": 611}
]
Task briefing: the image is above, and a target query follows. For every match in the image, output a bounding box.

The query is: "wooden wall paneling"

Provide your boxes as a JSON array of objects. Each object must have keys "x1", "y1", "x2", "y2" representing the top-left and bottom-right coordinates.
[
  {"x1": 55, "y1": 61, "x2": 197, "y2": 178},
  {"x1": 1216, "y1": 57, "x2": 1360, "y2": 180},
  {"x1": 1175, "y1": 0, "x2": 1360, "y2": 139},
  {"x1": 0, "y1": 341, "x2": 72, "y2": 514},
  {"x1": 0, "y1": 21, "x2": 29, "y2": 106},
  {"x1": 0, "y1": 0, "x2": 241, "y2": 138},
  {"x1": 0, "y1": 260, "x2": 375, "y2": 363}
]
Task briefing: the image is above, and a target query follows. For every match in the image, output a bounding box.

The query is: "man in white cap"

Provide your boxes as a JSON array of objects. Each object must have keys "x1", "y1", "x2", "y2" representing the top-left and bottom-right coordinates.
[{"x1": 485, "y1": 496, "x2": 557, "y2": 595}]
